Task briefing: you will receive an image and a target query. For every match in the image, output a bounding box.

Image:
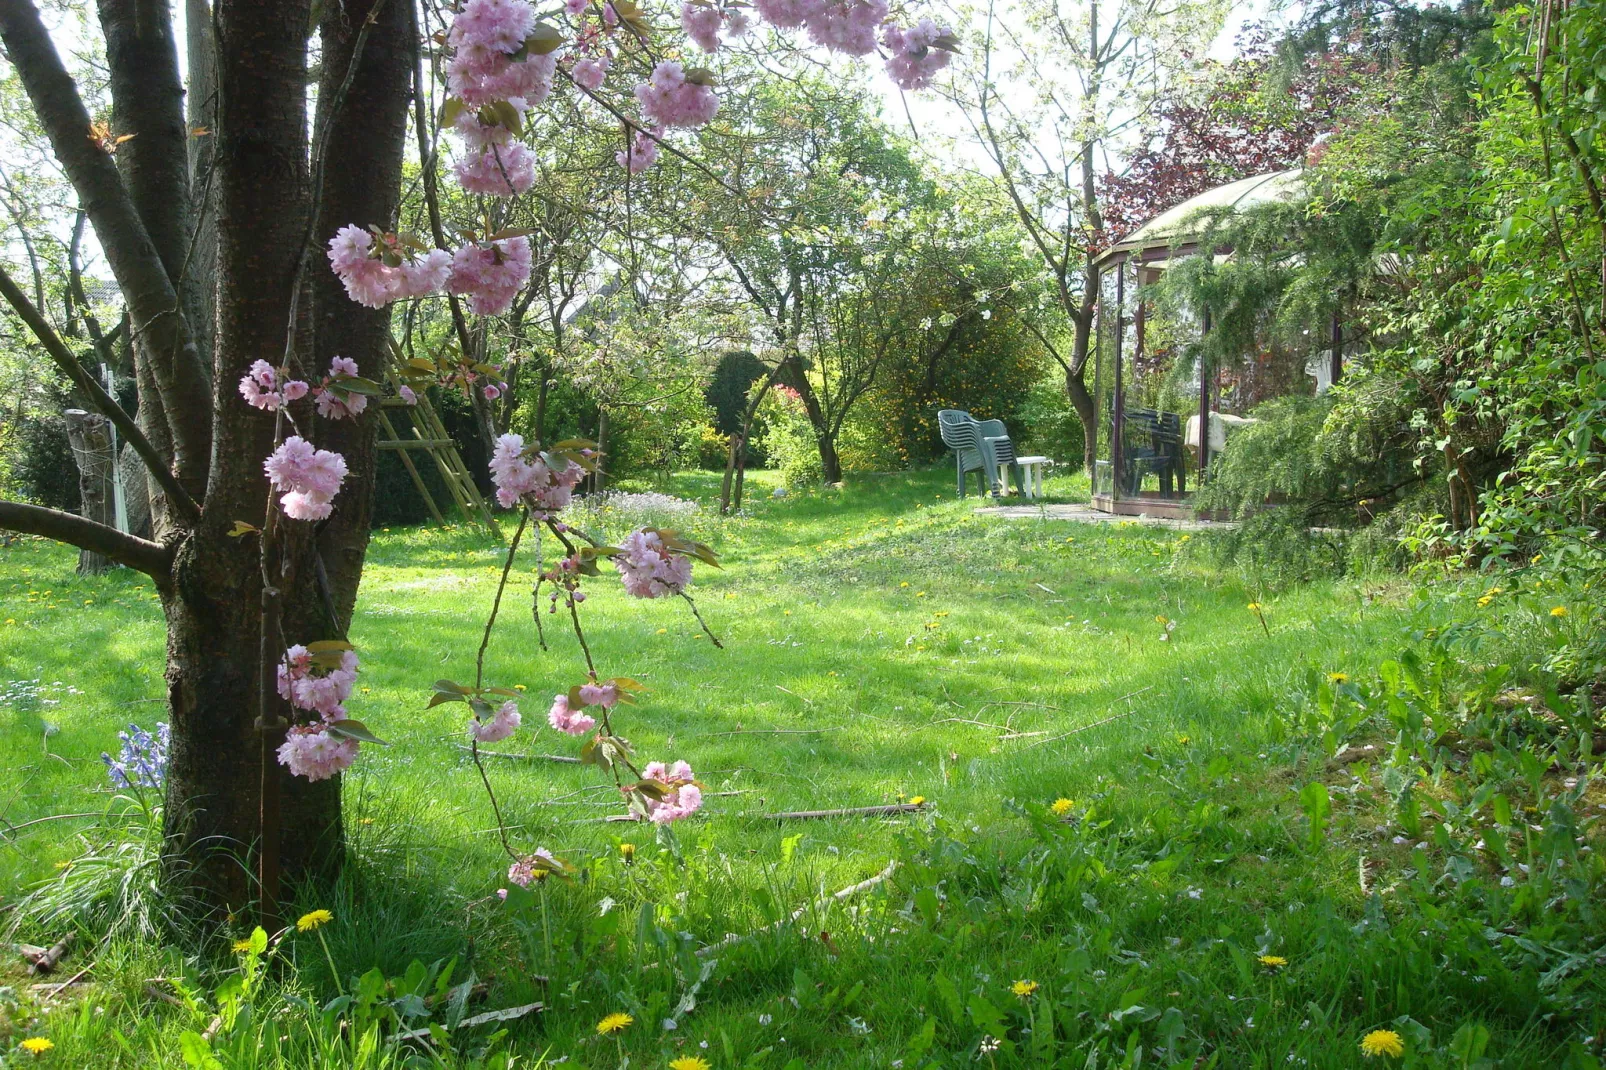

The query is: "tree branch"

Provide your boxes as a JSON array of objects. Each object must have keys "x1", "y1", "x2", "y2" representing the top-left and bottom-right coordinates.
[
  {"x1": 0, "y1": 261, "x2": 201, "y2": 522},
  {"x1": 0, "y1": 499, "x2": 170, "y2": 576}
]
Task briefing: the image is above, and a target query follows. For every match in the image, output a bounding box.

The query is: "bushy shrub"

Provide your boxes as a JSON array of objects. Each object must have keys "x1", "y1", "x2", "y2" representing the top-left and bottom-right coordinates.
[{"x1": 754, "y1": 386, "x2": 824, "y2": 488}]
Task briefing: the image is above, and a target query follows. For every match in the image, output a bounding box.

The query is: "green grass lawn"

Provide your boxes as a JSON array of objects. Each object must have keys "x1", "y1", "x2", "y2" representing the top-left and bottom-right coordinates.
[{"x1": 1, "y1": 467, "x2": 1600, "y2": 1068}]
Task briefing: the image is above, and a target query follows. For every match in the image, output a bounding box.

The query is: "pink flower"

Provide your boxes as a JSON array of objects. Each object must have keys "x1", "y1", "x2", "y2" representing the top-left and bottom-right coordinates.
[
  {"x1": 633, "y1": 62, "x2": 719, "y2": 129},
  {"x1": 329, "y1": 356, "x2": 359, "y2": 378},
  {"x1": 470, "y1": 699, "x2": 522, "y2": 742},
  {"x1": 283, "y1": 379, "x2": 310, "y2": 401},
  {"x1": 565, "y1": 0, "x2": 588, "y2": 14},
  {"x1": 448, "y1": 0, "x2": 536, "y2": 53},
  {"x1": 238, "y1": 360, "x2": 308, "y2": 412},
  {"x1": 882, "y1": 18, "x2": 952, "y2": 90},
  {"x1": 751, "y1": 0, "x2": 823, "y2": 28},
  {"x1": 602, "y1": 1, "x2": 617, "y2": 25},
  {"x1": 314, "y1": 388, "x2": 368, "y2": 421},
  {"x1": 265, "y1": 436, "x2": 348, "y2": 520},
  {"x1": 488, "y1": 433, "x2": 584, "y2": 513},
  {"x1": 483, "y1": 383, "x2": 503, "y2": 401},
  {"x1": 617, "y1": 127, "x2": 660, "y2": 174},
  {"x1": 327, "y1": 224, "x2": 449, "y2": 306},
  {"x1": 278, "y1": 644, "x2": 359, "y2": 718},
  {"x1": 681, "y1": 1, "x2": 723, "y2": 51},
  {"x1": 638, "y1": 759, "x2": 702, "y2": 823},
  {"x1": 803, "y1": 0, "x2": 886, "y2": 55},
  {"x1": 399, "y1": 249, "x2": 453, "y2": 297},
  {"x1": 578, "y1": 681, "x2": 618, "y2": 708},
  {"x1": 447, "y1": 236, "x2": 533, "y2": 316},
  {"x1": 277, "y1": 725, "x2": 358, "y2": 781},
  {"x1": 547, "y1": 693, "x2": 597, "y2": 736},
  {"x1": 615, "y1": 528, "x2": 694, "y2": 598},
  {"x1": 448, "y1": 46, "x2": 556, "y2": 108},
  {"x1": 399, "y1": 385, "x2": 419, "y2": 405},
  {"x1": 507, "y1": 847, "x2": 558, "y2": 886},
  {"x1": 573, "y1": 53, "x2": 610, "y2": 90},
  {"x1": 455, "y1": 143, "x2": 537, "y2": 196}
]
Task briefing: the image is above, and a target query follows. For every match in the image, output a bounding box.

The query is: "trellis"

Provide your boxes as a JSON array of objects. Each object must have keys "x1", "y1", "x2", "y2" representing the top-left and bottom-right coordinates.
[{"x1": 376, "y1": 381, "x2": 500, "y2": 538}]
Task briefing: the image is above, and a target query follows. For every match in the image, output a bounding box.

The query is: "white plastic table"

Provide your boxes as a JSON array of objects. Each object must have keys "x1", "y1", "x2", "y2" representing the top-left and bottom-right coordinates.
[{"x1": 1015, "y1": 456, "x2": 1053, "y2": 499}]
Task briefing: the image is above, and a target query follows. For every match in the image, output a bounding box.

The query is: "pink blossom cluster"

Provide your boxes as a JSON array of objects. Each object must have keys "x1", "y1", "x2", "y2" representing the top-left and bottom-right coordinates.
[
  {"x1": 751, "y1": 0, "x2": 821, "y2": 29},
  {"x1": 277, "y1": 725, "x2": 359, "y2": 782},
  {"x1": 274, "y1": 644, "x2": 362, "y2": 782},
  {"x1": 277, "y1": 645, "x2": 360, "y2": 720},
  {"x1": 327, "y1": 225, "x2": 453, "y2": 309},
  {"x1": 634, "y1": 62, "x2": 719, "y2": 129},
  {"x1": 399, "y1": 385, "x2": 419, "y2": 405},
  {"x1": 506, "y1": 847, "x2": 558, "y2": 887},
  {"x1": 617, "y1": 127, "x2": 661, "y2": 174},
  {"x1": 572, "y1": 52, "x2": 610, "y2": 90},
  {"x1": 456, "y1": 142, "x2": 537, "y2": 196},
  {"x1": 547, "y1": 692, "x2": 597, "y2": 736},
  {"x1": 882, "y1": 18, "x2": 953, "y2": 89},
  {"x1": 615, "y1": 528, "x2": 693, "y2": 598},
  {"x1": 264, "y1": 435, "x2": 349, "y2": 521},
  {"x1": 470, "y1": 698, "x2": 522, "y2": 742},
  {"x1": 682, "y1": 1, "x2": 720, "y2": 49},
  {"x1": 803, "y1": 0, "x2": 887, "y2": 55},
  {"x1": 446, "y1": 236, "x2": 533, "y2": 316},
  {"x1": 310, "y1": 356, "x2": 370, "y2": 421},
  {"x1": 238, "y1": 360, "x2": 309, "y2": 412},
  {"x1": 446, "y1": 0, "x2": 557, "y2": 107},
  {"x1": 487, "y1": 433, "x2": 584, "y2": 512},
  {"x1": 640, "y1": 759, "x2": 703, "y2": 824}
]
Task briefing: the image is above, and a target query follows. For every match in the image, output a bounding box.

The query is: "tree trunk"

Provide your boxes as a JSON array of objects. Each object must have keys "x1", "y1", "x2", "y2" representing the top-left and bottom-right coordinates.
[
  {"x1": 778, "y1": 355, "x2": 841, "y2": 484},
  {"x1": 64, "y1": 409, "x2": 116, "y2": 574},
  {"x1": 1065, "y1": 365, "x2": 1098, "y2": 481},
  {"x1": 594, "y1": 407, "x2": 609, "y2": 494}
]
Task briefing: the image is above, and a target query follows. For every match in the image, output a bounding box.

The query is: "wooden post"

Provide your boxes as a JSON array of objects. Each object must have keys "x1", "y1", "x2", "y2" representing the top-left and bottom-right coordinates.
[
  {"x1": 1111, "y1": 260, "x2": 1125, "y2": 501},
  {"x1": 63, "y1": 408, "x2": 115, "y2": 574},
  {"x1": 1198, "y1": 306, "x2": 1213, "y2": 479}
]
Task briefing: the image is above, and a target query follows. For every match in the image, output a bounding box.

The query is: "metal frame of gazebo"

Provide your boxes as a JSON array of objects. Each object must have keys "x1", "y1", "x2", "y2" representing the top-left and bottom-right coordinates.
[{"x1": 1089, "y1": 169, "x2": 1341, "y2": 518}]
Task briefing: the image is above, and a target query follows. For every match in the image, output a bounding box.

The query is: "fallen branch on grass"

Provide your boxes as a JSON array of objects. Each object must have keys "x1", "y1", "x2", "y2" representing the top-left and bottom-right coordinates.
[
  {"x1": 692, "y1": 726, "x2": 844, "y2": 737},
  {"x1": 453, "y1": 745, "x2": 579, "y2": 764},
  {"x1": 695, "y1": 859, "x2": 898, "y2": 959},
  {"x1": 21, "y1": 932, "x2": 73, "y2": 974},
  {"x1": 393, "y1": 1001, "x2": 544, "y2": 1043},
  {"x1": 1022, "y1": 687, "x2": 1154, "y2": 750},
  {"x1": 758, "y1": 803, "x2": 927, "y2": 821}
]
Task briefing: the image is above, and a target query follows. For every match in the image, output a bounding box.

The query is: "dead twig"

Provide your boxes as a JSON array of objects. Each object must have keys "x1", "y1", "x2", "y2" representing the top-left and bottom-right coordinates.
[
  {"x1": 21, "y1": 932, "x2": 73, "y2": 974},
  {"x1": 758, "y1": 803, "x2": 927, "y2": 821},
  {"x1": 692, "y1": 727, "x2": 844, "y2": 737},
  {"x1": 696, "y1": 860, "x2": 897, "y2": 959},
  {"x1": 1022, "y1": 687, "x2": 1155, "y2": 750},
  {"x1": 394, "y1": 1002, "x2": 543, "y2": 1043},
  {"x1": 453, "y1": 745, "x2": 580, "y2": 764}
]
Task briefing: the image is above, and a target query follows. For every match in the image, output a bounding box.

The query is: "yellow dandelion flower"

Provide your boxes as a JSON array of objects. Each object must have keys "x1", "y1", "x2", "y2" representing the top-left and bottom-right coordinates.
[
  {"x1": 596, "y1": 1012, "x2": 634, "y2": 1035},
  {"x1": 908, "y1": 795, "x2": 926, "y2": 806},
  {"x1": 296, "y1": 908, "x2": 334, "y2": 932},
  {"x1": 1247, "y1": 602, "x2": 1262, "y2": 612},
  {"x1": 1050, "y1": 798, "x2": 1074, "y2": 815},
  {"x1": 1360, "y1": 1030, "x2": 1404, "y2": 1058},
  {"x1": 1176, "y1": 734, "x2": 1191, "y2": 745},
  {"x1": 1477, "y1": 596, "x2": 1492, "y2": 607},
  {"x1": 1010, "y1": 980, "x2": 1039, "y2": 997},
  {"x1": 232, "y1": 937, "x2": 255, "y2": 953},
  {"x1": 1257, "y1": 955, "x2": 1287, "y2": 969},
  {"x1": 1327, "y1": 672, "x2": 1349, "y2": 685},
  {"x1": 900, "y1": 581, "x2": 909, "y2": 587},
  {"x1": 669, "y1": 1058, "x2": 712, "y2": 1070},
  {"x1": 619, "y1": 842, "x2": 636, "y2": 863},
  {"x1": 1549, "y1": 606, "x2": 1568, "y2": 618},
  {"x1": 20, "y1": 1037, "x2": 54, "y2": 1054}
]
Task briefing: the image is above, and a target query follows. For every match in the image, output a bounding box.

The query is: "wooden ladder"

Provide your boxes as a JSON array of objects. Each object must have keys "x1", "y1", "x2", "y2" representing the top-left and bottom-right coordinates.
[{"x1": 376, "y1": 379, "x2": 501, "y2": 539}]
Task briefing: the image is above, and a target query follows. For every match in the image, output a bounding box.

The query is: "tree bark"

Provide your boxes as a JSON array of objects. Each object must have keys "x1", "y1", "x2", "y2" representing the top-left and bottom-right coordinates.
[{"x1": 1065, "y1": 363, "x2": 1098, "y2": 483}]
